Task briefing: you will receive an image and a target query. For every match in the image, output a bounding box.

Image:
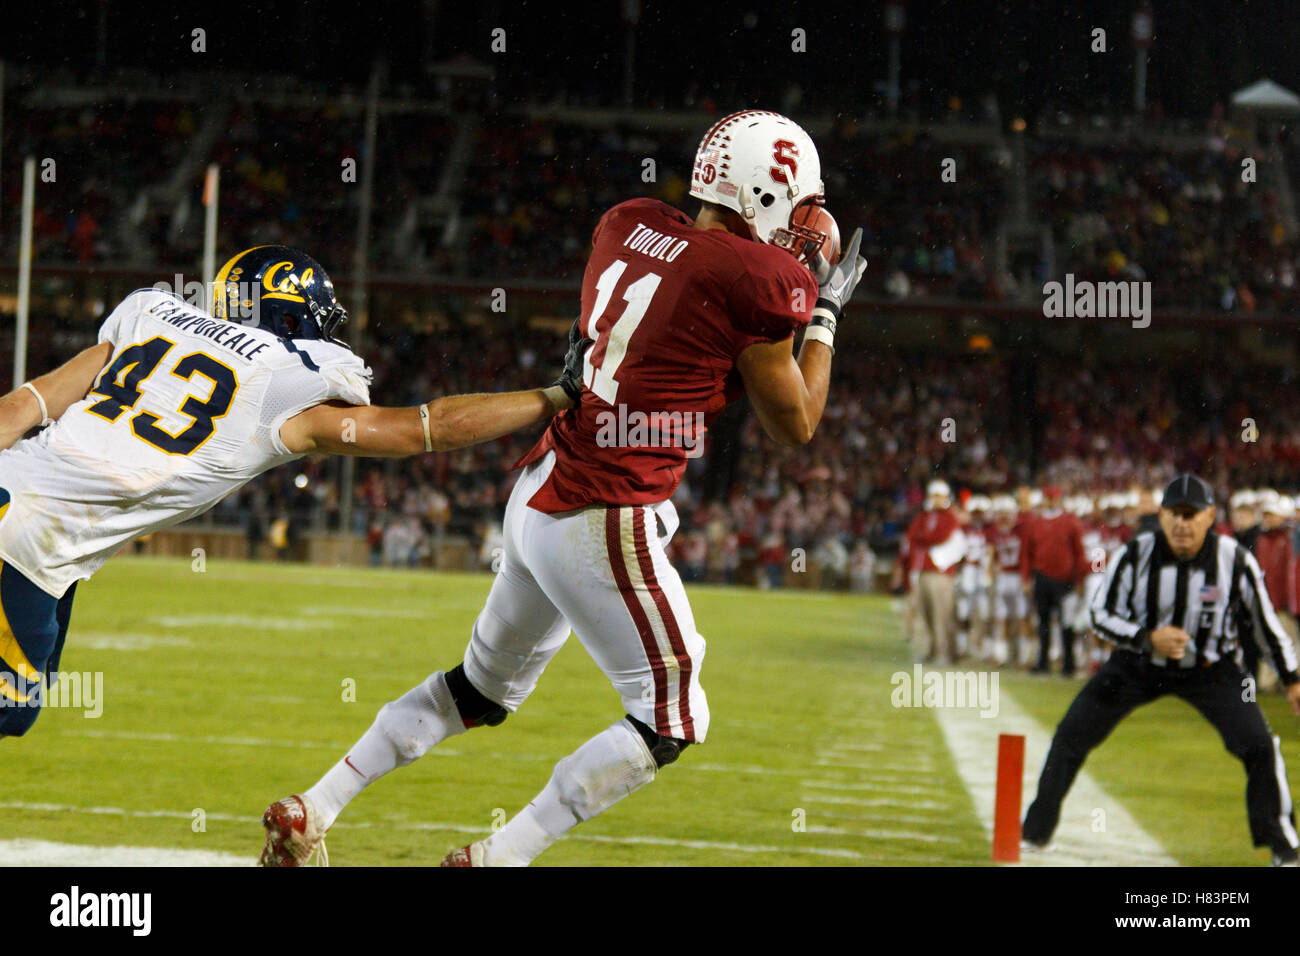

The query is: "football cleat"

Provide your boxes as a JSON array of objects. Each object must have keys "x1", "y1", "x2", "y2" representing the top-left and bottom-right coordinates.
[
  {"x1": 258, "y1": 794, "x2": 329, "y2": 867},
  {"x1": 440, "y1": 842, "x2": 486, "y2": 867}
]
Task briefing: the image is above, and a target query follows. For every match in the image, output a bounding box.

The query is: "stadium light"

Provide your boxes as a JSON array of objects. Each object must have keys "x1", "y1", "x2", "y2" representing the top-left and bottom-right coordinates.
[
  {"x1": 202, "y1": 164, "x2": 219, "y2": 311},
  {"x1": 14, "y1": 156, "x2": 34, "y2": 390},
  {"x1": 1132, "y1": 2, "x2": 1154, "y2": 115},
  {"x1": 884, "y1": 3, "x2": 905, "y2": 116}
]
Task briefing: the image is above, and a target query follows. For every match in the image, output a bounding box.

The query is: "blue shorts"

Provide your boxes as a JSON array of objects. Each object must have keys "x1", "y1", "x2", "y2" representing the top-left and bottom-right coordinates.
[{"x1": 0, "y1": 558, "x2": 77, "y2": 737}]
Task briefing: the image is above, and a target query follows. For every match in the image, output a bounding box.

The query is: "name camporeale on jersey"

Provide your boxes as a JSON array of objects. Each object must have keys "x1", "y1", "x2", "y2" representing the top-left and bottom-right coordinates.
[{"x1": 145, "y1": 295, "x2": 273, "y2": 363}]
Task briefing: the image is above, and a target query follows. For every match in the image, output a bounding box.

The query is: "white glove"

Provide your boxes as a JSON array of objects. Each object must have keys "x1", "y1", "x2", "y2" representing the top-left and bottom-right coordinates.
[{"x1": 805, "y1": 227, "x2": 867, "y2": 353}]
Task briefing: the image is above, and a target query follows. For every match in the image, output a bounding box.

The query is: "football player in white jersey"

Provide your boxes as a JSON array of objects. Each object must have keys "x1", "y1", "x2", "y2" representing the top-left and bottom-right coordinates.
[
  {"x1": 955, "y1": 495, "x2": 993, "y2": 661},
  {"x1": 1062, "y1": 494, "x2": 1103, "y2": 675},
  {"x1": 989, "y1": 495, "x2": 1026, "y2": 666},
  {"x1": 0, "y1": 246, "x2": 579, "y2": 739}
]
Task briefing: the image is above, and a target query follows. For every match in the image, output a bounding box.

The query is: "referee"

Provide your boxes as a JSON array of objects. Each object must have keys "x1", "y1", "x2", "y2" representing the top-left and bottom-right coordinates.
[{"x1": 1022, "y1": 474, "x2": 1300, "y2": 864}]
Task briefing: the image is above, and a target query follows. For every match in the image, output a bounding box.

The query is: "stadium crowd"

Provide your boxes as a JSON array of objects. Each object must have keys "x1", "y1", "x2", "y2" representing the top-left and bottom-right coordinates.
[
  {"x1": 7, "y1": 92, "x2": 1299, "y2": 318},
  {"x1": 8, "y1": 86, "x2": 1300, "y2": 589}
]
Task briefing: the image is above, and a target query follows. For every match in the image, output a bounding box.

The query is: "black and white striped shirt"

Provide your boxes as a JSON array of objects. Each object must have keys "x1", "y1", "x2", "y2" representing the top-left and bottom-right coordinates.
[{"x1": 1091, "y1": 530, "x2": 1300, "y2": 679}]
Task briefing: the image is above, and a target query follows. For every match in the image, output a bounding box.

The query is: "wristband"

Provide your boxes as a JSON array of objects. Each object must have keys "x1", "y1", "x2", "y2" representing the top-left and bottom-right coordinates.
[
  {"x1": 803, "y1": 324, "x2": 835, "y2": 353},
  {"x1": 21, "y1": 382, "x2": 55, "y2": 427},
  {"x1": 813, "y1": 296, "x2": 842, "y2": 321},
  {"x1": 541, "y1": 384, "x2": 570, "y2": 411},
  {"x1": 418, "y1": 403, "x2": 433, "y2": 453}
]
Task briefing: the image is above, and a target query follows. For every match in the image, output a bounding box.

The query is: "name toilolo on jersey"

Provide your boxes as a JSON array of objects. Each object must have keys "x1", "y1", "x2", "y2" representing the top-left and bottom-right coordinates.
[{"x1": 144, "y1": 296, "x2": 274, "y2": 363}]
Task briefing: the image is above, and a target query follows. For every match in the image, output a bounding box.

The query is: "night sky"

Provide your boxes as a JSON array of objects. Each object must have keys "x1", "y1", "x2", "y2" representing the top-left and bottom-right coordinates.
[{"x1": 1, "y1": 0, "x2": 1297, "y2": 120}]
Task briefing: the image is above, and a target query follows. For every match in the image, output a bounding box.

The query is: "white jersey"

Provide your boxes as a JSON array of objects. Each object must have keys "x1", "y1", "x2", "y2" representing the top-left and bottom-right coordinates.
[{"x1": 0, "y1": 289, "x2": 371, "y2": 597}]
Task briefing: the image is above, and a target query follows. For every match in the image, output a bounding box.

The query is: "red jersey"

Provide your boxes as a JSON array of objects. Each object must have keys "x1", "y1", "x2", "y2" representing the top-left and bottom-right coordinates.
[
  {"x1": 990, "y1": 525, "x2": 1022, "y2": 573},
  {"x1": 1021, "y1": 509, "x2": 1087, "y2": 583},
  {"x1": 901, "y1": 508, "x2": 963, "y2": 575},
  {"x1": 517, "y1": 198, "x2": 816, "y2": 511},
  {"x1": 1256, "y1": 527, "x2": 1295, "y2": 616}
]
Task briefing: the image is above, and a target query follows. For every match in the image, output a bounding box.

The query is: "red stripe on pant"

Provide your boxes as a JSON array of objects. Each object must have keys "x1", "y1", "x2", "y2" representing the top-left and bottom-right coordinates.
[
  {"x1": 606, "y1": 507, "x2": 671, "y2": 735},
  {"x1": 631, "y1": 508, "x2": 695, "y2": 741}
]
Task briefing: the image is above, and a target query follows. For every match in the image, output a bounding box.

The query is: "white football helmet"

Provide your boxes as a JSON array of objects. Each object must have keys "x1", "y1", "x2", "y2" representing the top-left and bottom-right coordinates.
[
  {"x1": 1229, "y1": 489, "x2": 1257, "y2": 509},
  {"x1": 689, "y1": 110, "x2": 826, "y2": 258}
]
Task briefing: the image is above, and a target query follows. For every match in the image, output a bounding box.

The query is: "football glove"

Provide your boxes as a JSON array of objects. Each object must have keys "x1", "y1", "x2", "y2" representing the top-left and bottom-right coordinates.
[
  {"x1": 806, "y1": 227, "x2": 867, "y2": 353},
  {"x1": 553, "y1": 317, "x2": 592, "y2": 405}
]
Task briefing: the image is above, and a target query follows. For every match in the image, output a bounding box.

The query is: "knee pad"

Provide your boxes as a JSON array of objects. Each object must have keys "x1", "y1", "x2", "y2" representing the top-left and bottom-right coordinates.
[
  {"x1": 446, "y1": 663, "x2": 508, "y2": 729},
  {"x1": 376, "y1": 671, "x2": 465, "y2": 766},
  {"x1": 541, "y1": 720, "x2": 658, "y2": 829},
  {"x1": 624, "y1": 714, "x2": 691, "y2": 768}
]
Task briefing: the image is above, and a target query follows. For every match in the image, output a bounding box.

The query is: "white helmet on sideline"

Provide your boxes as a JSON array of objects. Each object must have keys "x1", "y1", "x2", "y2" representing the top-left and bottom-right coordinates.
[{"x1": 926, "y1": 479, "x2": 952, "y2": 500}]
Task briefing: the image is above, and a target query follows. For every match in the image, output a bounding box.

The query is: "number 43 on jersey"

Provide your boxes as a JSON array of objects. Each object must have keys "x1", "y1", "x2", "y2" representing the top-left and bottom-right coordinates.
[{"x1": 87, "y1": 336, "x2": 239, "y2": 456}]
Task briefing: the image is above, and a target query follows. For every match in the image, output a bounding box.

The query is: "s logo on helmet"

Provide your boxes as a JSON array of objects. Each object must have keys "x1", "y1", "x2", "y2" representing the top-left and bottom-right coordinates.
[
  {"x1": 262, "y1": 261, "x2": 312, "y2": 303},
  {"x1": 770, "y1": 139, "x2": 799, "y2": 185},
  {"x1": 700, "y1": 164, "x2": 717, "y2": 184}
]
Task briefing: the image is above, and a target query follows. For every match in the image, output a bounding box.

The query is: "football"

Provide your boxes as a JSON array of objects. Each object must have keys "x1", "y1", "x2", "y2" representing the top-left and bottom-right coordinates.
[{"x1": 792, "y1": 203, "x2": 841, "y2": 265}]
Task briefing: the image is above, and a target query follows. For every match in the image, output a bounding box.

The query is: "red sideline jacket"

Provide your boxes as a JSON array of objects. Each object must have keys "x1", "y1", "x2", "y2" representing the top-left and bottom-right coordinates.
[
  {"x1": 1021, "y1": 509, "x2": 1087, "y2": 584},
  {"x1": 901, "y1": 508, "x2": 963, "y2": 575},
  {"x1": 1256, "y1": 527, "x2": 1295, "y2": 616}
]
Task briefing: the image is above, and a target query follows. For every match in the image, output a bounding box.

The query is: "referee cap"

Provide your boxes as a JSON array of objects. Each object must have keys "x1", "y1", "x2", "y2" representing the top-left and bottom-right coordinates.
[{"x1": 1161, "y1": 473, "x2": 1214, "y2": 510}]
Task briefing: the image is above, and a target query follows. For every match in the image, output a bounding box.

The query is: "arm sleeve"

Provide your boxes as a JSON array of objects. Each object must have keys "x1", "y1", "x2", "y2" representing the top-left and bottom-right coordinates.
[
  {"x1": 1241, "y1": 550, "x2": 1300, "y2": 684},
  {"x1": 1091, "y1": 540, "x2": 1149, "y2": 651}
]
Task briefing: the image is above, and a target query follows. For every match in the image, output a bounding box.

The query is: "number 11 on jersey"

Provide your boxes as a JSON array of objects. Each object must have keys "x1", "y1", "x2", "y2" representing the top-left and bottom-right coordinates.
[{"x1": 583, "y1": 260, "x2": 663, "y2": 405}]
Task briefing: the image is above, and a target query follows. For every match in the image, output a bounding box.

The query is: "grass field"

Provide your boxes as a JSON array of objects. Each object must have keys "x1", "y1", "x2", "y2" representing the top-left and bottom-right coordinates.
[{"x1": 4, "y1": 555, "x2": 1297, "y2": 866}]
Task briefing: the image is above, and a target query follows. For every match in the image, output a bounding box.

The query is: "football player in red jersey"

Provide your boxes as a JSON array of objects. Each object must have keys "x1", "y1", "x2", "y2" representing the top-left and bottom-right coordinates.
[{"x1": 259, "y1": 110, "x2": 868, "y2": 866}]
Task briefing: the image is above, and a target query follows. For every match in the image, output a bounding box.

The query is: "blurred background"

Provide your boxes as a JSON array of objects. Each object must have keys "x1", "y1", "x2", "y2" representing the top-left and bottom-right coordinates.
[{"x1": 3, "y1": 0, "x2": 1300, "y2": 589}]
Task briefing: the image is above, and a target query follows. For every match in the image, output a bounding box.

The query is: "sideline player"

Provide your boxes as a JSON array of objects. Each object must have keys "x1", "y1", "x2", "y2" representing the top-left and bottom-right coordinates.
[
  {"x1": 0, "y1": 245, "x2": 579, "y2": 738},
  {"x1": 989, "y1": 495, "x2": 1027, "y2": 666},
  {"x1": 955, "y1": 495, "x2": 993, "y2": 661},
  {"x1": 261, "y1": 110, "x2": 869, "y2": 867}
]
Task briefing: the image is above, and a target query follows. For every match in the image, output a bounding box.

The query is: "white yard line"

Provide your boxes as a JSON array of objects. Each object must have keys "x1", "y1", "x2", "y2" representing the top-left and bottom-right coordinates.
[
  {"x1": 804, "y1": 824, "x2": 959, "y2": 843},
  {"x1": 932, "y1": 683, "x2": 1177, "y2": 866},
  {"x1": 0, "y1": 839, "x2": 253, "y2": 867},
  {"x1": 76, "y1": 633, "x2": 195, "y2": 651},
  {"x1": 801, "y1": 779, "x2": 949, "y2": 795},
  {"x1": 152, "y1": 614, "x2": 337, "y2": 630},
  {"x1": 815, "y1": 758, "x2": 936, "y2": 772},
  {"x1": 800, "y1": 794, "x2": 951, "y2": 810},
  {"x1": 0, "y1": 802, "x2": 871, "y2": 864}
]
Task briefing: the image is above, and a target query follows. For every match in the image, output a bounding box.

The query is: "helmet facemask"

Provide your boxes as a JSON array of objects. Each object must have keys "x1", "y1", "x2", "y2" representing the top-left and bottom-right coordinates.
[{"x1": 768, "y1": 198, "x2": 831, "y2": 267}]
